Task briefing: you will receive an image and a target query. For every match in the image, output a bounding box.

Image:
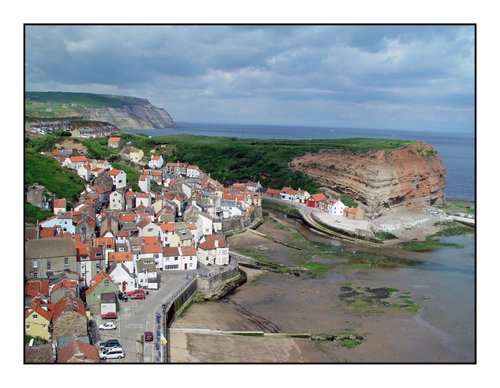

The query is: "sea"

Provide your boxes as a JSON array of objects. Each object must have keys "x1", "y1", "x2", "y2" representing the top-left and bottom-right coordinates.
[{"x1": 123, "y1": 122, "x2": 475, "y2": 201}]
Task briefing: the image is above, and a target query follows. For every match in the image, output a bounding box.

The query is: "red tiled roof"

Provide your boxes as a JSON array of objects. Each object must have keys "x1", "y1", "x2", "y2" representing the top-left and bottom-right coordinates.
[
  {"x1": 85, "y1": 272, "x2": 113, "y2": 295},
  {"x1": 281, "y1": 186, "x2": 298, "y2": 195},
  {"x1": 181, "y1": 246, "x2": 197, "y2": 256},
  {"x1": 163, "y1": 246, "x2": 180, "y2": 257},
  {"x1": 346, "y1": 207, "x2": 358, "y2": 214},
  {"x1": 266, "y1": 189, "x2": 281, "y2": 195},
  {"x1": 117, "y1": 230, "x2": 130, "y2": 237},
  {"x1": 57, "y1": 340, "x2": 99, "y2": 363},
  {"x1": 39, "y1": 227, "x2": 58, "y2": 238},
  {"x1": 52, "y1": 295, "x2": 86, "y2": 321},
  {"x1": 120, "y1": 212, "x2": 136, "y2": 223},
  {"x1": 94, "y1": 237, "x2": 115, "y2": 248},
  {"x1": 69, "y1": 155, "x2": 87, "y2": 163},
  {"x1": 136, "y1": 192, "x2": 150, "y2": 199},
  {"x1": 50, "y1": 279, "x2": 78, "y2": 294},
  {"x1": 107, "y1": 169, "x2": 122, "y2": 176},
  {"x1": 152, "y1": 155, "x2": 161, "y2": 160},
  {"x1": 198, "y1": 235, "x2": 228, "y2": 250},
  {"x1": 74, "y1": 239, "x2": 89, "y2": 256},
  {"x1": 311, "y1": 193, "x2": 327, "y2": 202},
  {"x1": 54, "y1": 199, "x2": 66, "y2": 208},
  {"x1": 152, "y1": 170, "x2": 162, "y2": 176},
  {"x1": 141, "y1": 236, "x2": 161, "y2": 254},
  {"x1": 25, "y1": 298, "x2": 53, "y2": 321},
  {"x1": 188, "y1": 223, "x2": 197, "y2": 230},
  {"x1": 25, "y1": 279, "x2": 50, "y2": 298},
  {"x1": 160, "y1": 223, "x2": 175, "y2": 233},
  {"x1": 109, "y1": 252, "x2": 132, "y2": 262}
]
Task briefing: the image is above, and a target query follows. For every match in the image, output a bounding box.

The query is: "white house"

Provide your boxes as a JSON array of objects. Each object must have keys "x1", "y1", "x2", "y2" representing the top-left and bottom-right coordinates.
[
  {"x1": 135, "y1": 258, "x2": 158, "y2": 290},
  {"x1": 296, "y1": 189, "x2": 311, "y2": 204},
  {"x1": 64, "y1": 155, "x2": 88, "y2": 170},
  {"x1": 109, "y1": 191, "x2": 125, "y2": 211},
  {"x1": 136, "y1": 192, "x2": 151, "y2": 208},
  {"x1": 53, "y1": 198, "x2": 66, "y2": 215},
  {"x1": 139, "y1": 236, "x2": 163, "y2": 269},
  {"x1": 327, "y1": 199, "x2": 347, "y2": 216},
  {"x1": 138, "y1": 174, "x2": 150, "y2": 193},
  {"x1": 162, "y1": 246, "x2": 198, "y2": 271},
  {"x1": 77, "y1": 165, "x2": 91, "y2": 181},
  {"x1": 186, "y1": 165, "x2": 201, "y2": 178},
  {"x1": 107, "y1": 169, "x2": 127, "y2": 189},
  {"x1": 108, "y1": 251, "x2": 134, "y2": 273},
  {"x1": 109, "y1": 262, "x2": 137, "y2": 293},
  {"x1": 40, "y1": 214, "x2": 75, "y2": 234},
  {"x1": 159, "y1": 223, "x2": 178, "y2": 247},
  {"x1": 148, "y1": 155, "x2": 164, "y2": 169},
  {"x1": 221, "y1": 200, "x2": 243, "y2": 219},
  {"x1": 197, "y1": 235, "x2": 229, "y2": 266},
  {"x1": 137, "y1": 220, "x2": 160, "y2": 237},
  {"x1": 280, "y1": 187, "x2": 298, "y2": 202}
]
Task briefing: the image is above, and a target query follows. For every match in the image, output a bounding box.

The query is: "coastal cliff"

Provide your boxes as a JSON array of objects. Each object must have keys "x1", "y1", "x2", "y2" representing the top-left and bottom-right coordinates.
[
  {"x1": 25, "y1": 92, "x2": 176, "y2": 130},
  {"x1": 83, "y1": 95, "x2": 176, "y2": 130},
  {"x1": 289, "y1": 142, "x2": 446, "y2": 214}
]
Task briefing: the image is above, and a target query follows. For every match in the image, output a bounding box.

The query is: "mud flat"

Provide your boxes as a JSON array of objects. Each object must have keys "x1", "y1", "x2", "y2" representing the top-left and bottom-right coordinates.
[{"x1": 171, "y1": 214, "x2": 474, "y2": 363}]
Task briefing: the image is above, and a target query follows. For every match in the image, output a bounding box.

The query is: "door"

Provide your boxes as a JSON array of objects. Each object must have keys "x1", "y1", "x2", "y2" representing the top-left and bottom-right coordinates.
[{"x1": 184, "y1": 263, "x2": 187, "y2": 270}]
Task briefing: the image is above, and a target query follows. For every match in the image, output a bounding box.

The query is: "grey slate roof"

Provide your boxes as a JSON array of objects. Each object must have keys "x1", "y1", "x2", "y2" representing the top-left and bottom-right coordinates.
[{"x1": 25, "y1": 238, "x2": 76, "y2": 259}]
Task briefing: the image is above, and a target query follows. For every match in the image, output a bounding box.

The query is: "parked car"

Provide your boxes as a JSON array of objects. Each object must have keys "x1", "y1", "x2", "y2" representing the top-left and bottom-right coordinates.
[
  {"x1": 99, "y1": 348, "x2": 125, "y2": 360},
  {"x1": 144, "y1": 331, "x2": 154, "y2": 342},
  {"x1": 99, "y1": 322, "x2": 117, "y2": 330},
  {"x1": 101, "y1": 311, "x2": 118, "y2": 319},
  {"x1": 100, "y1": 339, "x2": 121, "y2": 350},
  {"x1": 127, "y1": 289, "x2": 146, "y2": 300}
]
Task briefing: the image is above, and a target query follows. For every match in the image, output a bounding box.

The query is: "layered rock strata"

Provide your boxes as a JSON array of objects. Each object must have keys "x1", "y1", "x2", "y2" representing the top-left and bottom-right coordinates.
[
  {"x1": 289, "y1": 142, "x2": 446, "y2": 214},
  {"x1": 83, "y1": 96, "x2": 175, "y2": 130}
]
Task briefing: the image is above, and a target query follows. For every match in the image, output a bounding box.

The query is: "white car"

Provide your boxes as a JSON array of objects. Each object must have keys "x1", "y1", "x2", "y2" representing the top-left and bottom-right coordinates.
[
  {"x1": 99, "y1": 348, "x2": 125, "y2": 360},
  {"x1": 99, "y1": 322, "x2": 117, "y2": 330}
]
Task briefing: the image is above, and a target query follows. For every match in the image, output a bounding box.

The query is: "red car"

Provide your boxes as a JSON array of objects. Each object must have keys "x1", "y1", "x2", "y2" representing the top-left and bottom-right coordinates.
[
  {"x1": 144, "y1": 331, "x2": 154, "y2": 342},
  {"x1": 128, "y1": 289, "x2": 146, "y2": 300},
  {"x1": 101, "y1": 311, "x2": 117, "y2": 319}
]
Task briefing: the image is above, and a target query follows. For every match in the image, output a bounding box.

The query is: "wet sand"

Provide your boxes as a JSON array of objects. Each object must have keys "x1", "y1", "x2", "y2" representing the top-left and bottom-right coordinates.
[{"x1": 171, "y1": 216, "x2": 475, "y2": 363}]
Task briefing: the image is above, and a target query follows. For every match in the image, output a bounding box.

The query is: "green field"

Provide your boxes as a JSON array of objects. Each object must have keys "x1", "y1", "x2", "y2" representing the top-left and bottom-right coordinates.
[{"x1": 25, "y1": 91, "x2": 129, "y2": 119}]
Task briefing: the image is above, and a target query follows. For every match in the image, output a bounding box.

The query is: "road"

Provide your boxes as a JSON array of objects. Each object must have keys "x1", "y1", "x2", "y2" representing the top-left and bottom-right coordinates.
[{"x1": 96, "y1": 269, "x2": 203, "y2": 363}]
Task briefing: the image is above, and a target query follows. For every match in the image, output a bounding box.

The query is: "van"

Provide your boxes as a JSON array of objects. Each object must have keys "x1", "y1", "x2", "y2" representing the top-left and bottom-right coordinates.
[{"x1": 99, "y1": 348, "x2": 125, "y2": 360}]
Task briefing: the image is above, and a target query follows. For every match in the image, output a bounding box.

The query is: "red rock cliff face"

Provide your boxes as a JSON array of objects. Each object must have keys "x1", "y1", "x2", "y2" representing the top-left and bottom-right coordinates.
[{"x1": 290, "y1": 142, "x2": 446, "y2": 214}]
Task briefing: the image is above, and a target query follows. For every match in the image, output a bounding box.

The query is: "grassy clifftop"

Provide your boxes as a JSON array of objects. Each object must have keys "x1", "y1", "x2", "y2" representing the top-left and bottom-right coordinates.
[{"x1": 26, "y1": 91, "x2": 129, "y2": 118}]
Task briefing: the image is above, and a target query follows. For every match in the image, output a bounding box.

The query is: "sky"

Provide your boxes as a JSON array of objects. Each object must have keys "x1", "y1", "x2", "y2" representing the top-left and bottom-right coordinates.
[{"x1": 25, "y1": 25, "x2": 474, "y2": 133}]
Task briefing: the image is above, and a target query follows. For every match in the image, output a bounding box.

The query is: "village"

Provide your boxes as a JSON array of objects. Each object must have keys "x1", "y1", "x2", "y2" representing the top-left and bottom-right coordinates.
[{"x1": 24, "y1": 135, "x2": 361, "y2": 363}]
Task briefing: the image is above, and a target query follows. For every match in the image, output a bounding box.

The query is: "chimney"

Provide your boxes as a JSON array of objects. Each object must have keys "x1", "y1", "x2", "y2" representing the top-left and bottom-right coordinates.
[{"x1": 214, "y1": 239, "x2": 219, "y2": 249}]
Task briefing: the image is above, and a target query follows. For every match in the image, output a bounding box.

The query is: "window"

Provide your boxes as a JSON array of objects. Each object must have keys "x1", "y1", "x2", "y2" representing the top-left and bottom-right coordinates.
[
  {"x1": 33, "y1": 260, "x2": 38, "y2": 269},
  {"x1": 26, "y1": 325, "x2": 31, "y2": 331},
  {"x1": 64, "y1": 258, "x2": 69, "y2": 265},
  {"x1": 47, "y1": 261, "x2": 51, "y2": 271},
  {"x1": 32, "y1": 314, "x2": 38, "y2": 319}
]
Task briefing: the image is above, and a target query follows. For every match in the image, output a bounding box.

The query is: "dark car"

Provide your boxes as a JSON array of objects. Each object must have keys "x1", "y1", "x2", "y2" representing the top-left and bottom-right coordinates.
[
  {"x1": 100, "y1": 339, "x2": 121, "y2": 350},
  {"x1": 144, "y1": 331, "x2": 154, "y2": 342},
  {"x1": 101, "y1": 311, "x2": 118, "y2": 319},
  {"x1": 118, "y1": 292, "x2": 128, "y2": 301}
]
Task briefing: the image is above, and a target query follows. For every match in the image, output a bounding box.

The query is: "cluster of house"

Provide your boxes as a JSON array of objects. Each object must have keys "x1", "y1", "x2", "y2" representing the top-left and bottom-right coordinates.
[
  {"x1": 27, "y1": 120, "x2": 120, "y2": 138},
  {"x1": 24, "y1": 268, "x2": 100, "y2": 363},
  {"x1": 264, "y1": 186, "x2": 364, "y2": 220}
]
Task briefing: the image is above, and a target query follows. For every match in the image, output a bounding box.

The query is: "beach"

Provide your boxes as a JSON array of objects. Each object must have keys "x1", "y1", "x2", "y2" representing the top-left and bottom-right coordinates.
[{"x1": 170, "y1": 215, "x2": 475, "y2": 363}]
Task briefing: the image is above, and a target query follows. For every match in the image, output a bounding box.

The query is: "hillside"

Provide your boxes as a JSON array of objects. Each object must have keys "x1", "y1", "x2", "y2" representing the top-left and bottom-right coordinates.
[{"x1": 25, "y1": 91, "x2": 176, "y2": 130}]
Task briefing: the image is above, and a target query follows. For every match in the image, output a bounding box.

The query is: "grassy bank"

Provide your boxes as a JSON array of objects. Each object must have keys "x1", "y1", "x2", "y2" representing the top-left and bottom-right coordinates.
[
  {"x1": 25, "y1": 149, "x2": 85, "y2": 202},
  {"x1": 25, "y1": 203, "x2": 54, "y2": 224}
]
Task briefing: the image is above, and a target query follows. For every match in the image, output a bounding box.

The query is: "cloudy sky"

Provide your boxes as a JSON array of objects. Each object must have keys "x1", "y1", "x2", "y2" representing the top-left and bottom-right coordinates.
[{"x1": 25, "y1": 25, "x2": 474, "y2": 133}]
